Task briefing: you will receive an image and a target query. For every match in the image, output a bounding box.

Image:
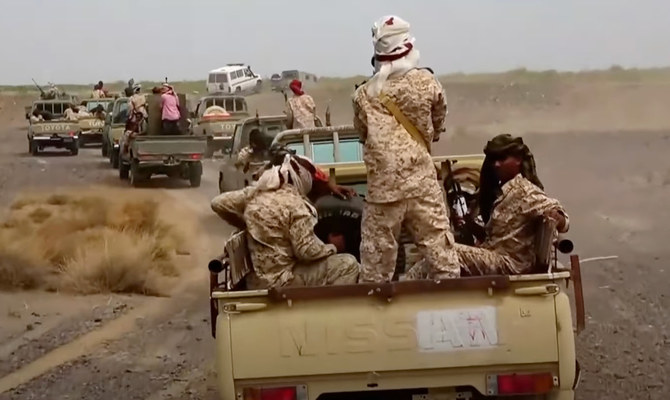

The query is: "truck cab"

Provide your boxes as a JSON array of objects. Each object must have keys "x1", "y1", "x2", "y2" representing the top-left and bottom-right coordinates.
[
  {"x1": 102, "y1": 97, "x2": 130, "y2": 167},
  {"x1": 190, "y1": 95, "x2": 251, "y2": 157}
]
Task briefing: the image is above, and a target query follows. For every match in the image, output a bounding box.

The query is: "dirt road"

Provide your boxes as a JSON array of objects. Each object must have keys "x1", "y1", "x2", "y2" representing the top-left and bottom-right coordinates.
[{"x1": 0, "y1": 91, "x2": 668, "y2": 399}]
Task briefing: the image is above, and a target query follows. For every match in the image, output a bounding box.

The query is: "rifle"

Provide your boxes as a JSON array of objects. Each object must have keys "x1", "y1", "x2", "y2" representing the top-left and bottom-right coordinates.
[
  {"x1": 31, "y1": 78, "x2": 46, "y2": 97},
  {"x1": 444, "y1": 160, "x2": 477, "y2": 245}
]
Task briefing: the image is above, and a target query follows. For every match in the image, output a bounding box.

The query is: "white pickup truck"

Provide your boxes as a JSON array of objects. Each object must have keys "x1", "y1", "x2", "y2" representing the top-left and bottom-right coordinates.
[{"x1": 207, "y1": 126, "x2": 586, "y2": 400}]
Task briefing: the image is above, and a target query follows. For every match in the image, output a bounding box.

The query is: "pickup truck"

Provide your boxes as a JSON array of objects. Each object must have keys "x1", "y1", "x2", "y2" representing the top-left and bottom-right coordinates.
[
  {"x1": 118, "y1": 93, "x2": 206, "y2": 188},
  {"x1": 207, "y1": 127, "x2": 585, "y2": 400},
  {"x1": 77, "y1": 98, "x2": 114, "y2": 146},
  {"x1": 190, "y1": 95, "x2": 250, "y2": 157},
  {"x1": 26, "y1": 100, "x2": 81, "y2": 156},
  {"x1": 102, "y1": 97, "x2": 130, "y2": 167},
  {"x1": 217, "y1": 115, "x2": 324, "y2": 193}
]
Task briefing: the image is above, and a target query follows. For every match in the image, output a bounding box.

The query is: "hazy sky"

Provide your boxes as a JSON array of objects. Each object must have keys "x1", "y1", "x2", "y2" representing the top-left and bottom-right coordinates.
[{"x1": 2, "y1": 0, "x2": 669, "y2": 85}]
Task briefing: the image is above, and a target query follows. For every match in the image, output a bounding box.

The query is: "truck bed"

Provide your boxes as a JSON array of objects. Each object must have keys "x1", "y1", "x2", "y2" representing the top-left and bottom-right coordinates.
[{"x1": 131, "y1": 135, "x2": 207, "y2": 155}]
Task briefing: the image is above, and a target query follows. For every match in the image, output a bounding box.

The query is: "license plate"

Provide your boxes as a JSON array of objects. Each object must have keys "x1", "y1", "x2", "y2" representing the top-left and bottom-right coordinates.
[{"x1": 412, "y1": 392, "x2": 472, "y2": 400}]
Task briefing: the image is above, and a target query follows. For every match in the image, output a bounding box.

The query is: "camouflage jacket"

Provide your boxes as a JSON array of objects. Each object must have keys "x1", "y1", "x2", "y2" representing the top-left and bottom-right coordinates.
[
  {"x1": 481, "y1": 174, "x2": 570, "y2": 273},
  {"x1": 129, "y1": 94, "x2": 147, "y2": 116},
  {"x1": 286, "y1": 94, "x2": 316, "y2": 129},
  {"x1": 352, "y1": 68, "x2": 448, "y2": 203},
  {"x1": 211, "y1": 185, "x2": 337, "y2": 288}
]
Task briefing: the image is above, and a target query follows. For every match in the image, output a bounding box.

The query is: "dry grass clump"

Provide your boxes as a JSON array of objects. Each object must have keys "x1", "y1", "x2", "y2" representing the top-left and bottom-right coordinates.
[{"x1": 0, "y1": 187, "x2": 194, "y2": 296}]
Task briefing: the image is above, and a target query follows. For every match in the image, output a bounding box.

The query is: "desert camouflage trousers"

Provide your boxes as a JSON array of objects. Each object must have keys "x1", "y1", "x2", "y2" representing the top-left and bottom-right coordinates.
[
  {"x1": 290, "y1": 254, "x2": 360, "y2": 286},
  {"x1": 247, "y1": 254, "x2": 360, "y2": 289},
  {"x1": 359, "y1": 190, "x2": 460, "y2": 283},
  {"x1": 405, "y1": 243, "x2": 519, "y2": 279}
]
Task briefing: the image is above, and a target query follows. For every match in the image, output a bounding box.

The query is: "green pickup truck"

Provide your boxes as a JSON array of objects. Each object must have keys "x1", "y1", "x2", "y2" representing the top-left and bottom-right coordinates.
[{"x1": 118, "y1": 93, "x2": 206, "y2": 188}]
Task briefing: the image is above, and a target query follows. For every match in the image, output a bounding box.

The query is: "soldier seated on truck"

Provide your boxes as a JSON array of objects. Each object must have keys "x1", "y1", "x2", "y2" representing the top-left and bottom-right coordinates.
[
  {"x1": 407, "y1": 134, "x2": 570, "y2": 279},
  {"x1": 211, "y1": 150, "x2": 361, "y2": 289},
  {"x1": 64, "y1": 104, "x2": 79, "y2": 121},
  {"x1": 30, "y1": 109, "x2": 44, "y2": 123},
  {"x1": 234, "y1": 129, "x2": 274, "y2": 180}
]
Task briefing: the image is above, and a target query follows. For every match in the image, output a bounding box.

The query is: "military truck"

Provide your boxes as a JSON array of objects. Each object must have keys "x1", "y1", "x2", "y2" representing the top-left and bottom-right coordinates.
[
  {"x1": 270, "y1": 70, "x2": 319, "y2": 93},
  {"x1": 26, "y1": 100, "x2": 81, "y2": 156},
  {"x1": 102, "y1": 97, "x2": 130, "y2": 167},
  {"x1": 118, "y1": 92, "x2": 206, "y2": 187},
  {"x1": 190, "y1": 95, "x2": 250, "y2": 157},
  {"x1": 207, "y1": 126, "x2": 586, "y2": 400},
  {"x1": 217, "y1": 115, "x2": 324, "y2": 193},
  {"x1": 76, "y1": 98, "x2": 114, "y2": 147}
]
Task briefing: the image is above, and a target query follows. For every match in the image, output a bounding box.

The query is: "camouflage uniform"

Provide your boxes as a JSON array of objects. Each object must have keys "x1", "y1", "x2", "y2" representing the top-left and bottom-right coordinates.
[
  {"x1": 211, "y1": 185, "x2": 360, "y2": 289},
  {"x1": 64, "y1": 108, "x2": 78, "y2": 121},
  {"x1": 286, "y1": 95, "x2": 316, "y2": 129},
  {"x1": 129, "y1": 93, "x2": 148, "y2": 119},
  {"x1": 235, "y1": 146, "x2": 268, "y2": 180},
  {"x1": 353, "y1": 68, "x2": 459, "y2": 282},
  {"x1": 406, "y1": 174, "x2": 570, "y2": 278}
]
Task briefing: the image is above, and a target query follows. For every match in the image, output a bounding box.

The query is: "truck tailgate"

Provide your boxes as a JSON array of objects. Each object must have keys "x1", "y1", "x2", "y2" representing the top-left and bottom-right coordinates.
[
  {"x1": 32, "y1": 122, "x2": 79, "y2": 135},
  {"x1": 132, "y1": 136, "x2": 207, "y2": 155},
  {"x1": 78, "y1": 117, "x2": 105, "y2": 131},
  {"x1": 224, "y1": 279, "x2": 560, "y2": 380}
]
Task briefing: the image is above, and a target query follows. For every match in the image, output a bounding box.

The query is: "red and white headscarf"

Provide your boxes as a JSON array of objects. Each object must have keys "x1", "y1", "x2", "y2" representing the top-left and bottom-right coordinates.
[{"x1": 366, "y1": 15, "x2": 420, "y2": 97}]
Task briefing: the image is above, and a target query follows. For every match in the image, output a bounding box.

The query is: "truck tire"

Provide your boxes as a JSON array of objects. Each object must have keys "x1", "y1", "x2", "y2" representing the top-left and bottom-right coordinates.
[
  {"x1": 189, "y1": 162, "x2": 203, "y2": 188},
  {"x1": 69, "y1": 143, "x2": 79, "y2": 156},
  {"x1": 254, "y1": 81, "x2": 263, "y2": 94},
  {"x1": 111, "y1": 150, "x2": 119, "y2": 169},
  {"x1": 129, "y1": 160, "x2": 141, "y2": 187},
  {"x1": 29, "y1": 140, "x2": 39, "y2": 156},
  {"x1": 101, "y1": 141, "x2": 108, "y2": 157},
  {"x1": 119, "y1": 161, "x2": 129, "y2": 180}
]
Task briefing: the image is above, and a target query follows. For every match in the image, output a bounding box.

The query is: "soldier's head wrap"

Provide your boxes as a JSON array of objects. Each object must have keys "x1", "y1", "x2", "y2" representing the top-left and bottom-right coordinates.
[
  {"x1": 478, "y1": 134, "x2": 544, "y2": 223},
  {"x1": 289, "y1": 79, "x2": 304, "y2": 96},
  {"x1": 132, "y1": 83, "x2": 142, "y2": 93},
  {"x1": 366, "y1": 15, "x2": 420, "y2": 97},
  {"x1": 255, "y1": 151, "x2": 315, "y2": 197}
]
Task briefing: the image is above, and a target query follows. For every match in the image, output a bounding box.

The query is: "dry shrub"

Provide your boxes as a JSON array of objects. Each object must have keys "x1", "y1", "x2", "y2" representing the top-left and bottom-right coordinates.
[{"x1": 0, "y1": 187, "x2": 194, "y2": 296}]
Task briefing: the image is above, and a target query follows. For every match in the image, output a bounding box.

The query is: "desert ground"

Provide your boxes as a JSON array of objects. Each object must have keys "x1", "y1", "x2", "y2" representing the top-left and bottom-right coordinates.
[{"x1": 1, "y1": 69, "x2": 670, "y2": 399}]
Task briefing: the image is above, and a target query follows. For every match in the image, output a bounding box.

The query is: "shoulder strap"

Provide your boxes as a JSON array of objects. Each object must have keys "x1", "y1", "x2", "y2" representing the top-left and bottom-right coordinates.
[{"x1": 378, "y1": 92, "x2": 429, "y2": 151}]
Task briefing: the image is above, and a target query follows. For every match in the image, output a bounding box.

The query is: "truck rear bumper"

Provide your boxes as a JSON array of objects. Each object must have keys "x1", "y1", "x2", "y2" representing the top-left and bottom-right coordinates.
[{"x1": 32, "y1": 135, "x2": 78, "y2": 148}]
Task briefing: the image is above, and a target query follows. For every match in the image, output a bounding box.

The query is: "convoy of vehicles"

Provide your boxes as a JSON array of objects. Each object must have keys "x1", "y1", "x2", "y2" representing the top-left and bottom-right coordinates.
[
  {"x1": 190, "y1": 95, "x2": 250, "y2": 157},
  {"x1": 26, "y1": 100, "x2": 81, "y2": 156},
  {"x1": 207, "y1": 64, "x2": 263, "y2": 95}
]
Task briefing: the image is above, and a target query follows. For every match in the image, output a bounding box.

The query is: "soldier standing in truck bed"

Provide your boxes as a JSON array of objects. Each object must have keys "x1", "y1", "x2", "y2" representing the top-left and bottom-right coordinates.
[
  {"x1": 352, "y1": 15, "x2": 459, "y2": 283},
  {"x1": 285, "y1": 79, "x2": 317, "y2": 129}
]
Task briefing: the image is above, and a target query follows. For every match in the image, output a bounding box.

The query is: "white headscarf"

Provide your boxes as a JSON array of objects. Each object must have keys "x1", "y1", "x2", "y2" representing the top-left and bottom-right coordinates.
[
  {"x1": 366, "y1": 15, "x2": 420, "y2": 97},
  {"x1": 255, "y1": 153, "x2": 314, "y2": 197}
]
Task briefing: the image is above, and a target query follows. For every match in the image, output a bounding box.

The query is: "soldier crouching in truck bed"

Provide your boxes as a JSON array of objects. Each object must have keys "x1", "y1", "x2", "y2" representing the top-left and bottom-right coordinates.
[
  {"x1": 407, "y1": 134, "x2": 570, "y2": 279},
  {"x1": 211, "y1": 149, "x2": 360, "y2": 289}
]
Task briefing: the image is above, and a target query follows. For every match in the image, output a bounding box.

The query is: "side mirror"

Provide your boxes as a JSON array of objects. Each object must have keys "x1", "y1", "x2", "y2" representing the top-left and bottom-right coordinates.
[
  {"x1": 25, "y1": 113, "x2": 30, "y2": 120},
  {"x1": 189, "y1": 111, "x2": 196, "y2": 118}
]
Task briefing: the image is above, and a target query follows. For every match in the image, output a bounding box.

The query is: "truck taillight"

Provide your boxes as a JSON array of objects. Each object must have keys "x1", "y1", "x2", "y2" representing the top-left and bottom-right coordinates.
[
  {"x1": 243, "y1": 387, "x2": 298, "y2": 400},
  {"x1": 189, "y1": 153, "x2": 202, "y2": 160},
  {"x1": 489, "y1": 372, "x2": 556, "y2": 396},
  {"x1": 68, "y1": 131, "x2": 76, "y2": 137}
]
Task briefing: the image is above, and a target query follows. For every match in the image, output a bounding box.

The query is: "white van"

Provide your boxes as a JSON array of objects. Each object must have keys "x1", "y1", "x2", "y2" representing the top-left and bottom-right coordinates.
[{"x1": 206, "y1": 64, "x2": 263, "y2": 95}]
